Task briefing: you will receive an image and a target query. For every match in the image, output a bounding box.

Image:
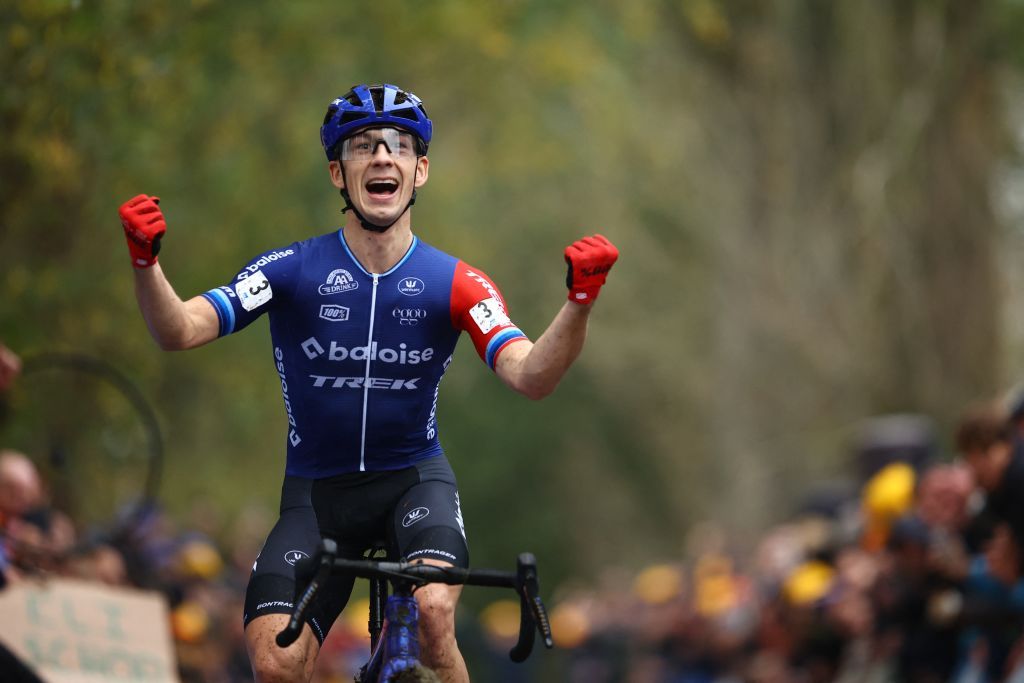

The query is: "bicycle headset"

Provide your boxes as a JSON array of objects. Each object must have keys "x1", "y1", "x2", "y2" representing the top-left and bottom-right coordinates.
[{"x1": 320, "y1": 83, "x2": 433, "y2": 233}]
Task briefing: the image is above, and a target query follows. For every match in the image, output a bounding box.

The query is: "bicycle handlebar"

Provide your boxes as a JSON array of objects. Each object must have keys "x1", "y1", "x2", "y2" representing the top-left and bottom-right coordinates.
[
  {"x1": 274, "y1": 539, "x2": 554, "y2": 661},
  {"x1": 275, "y1": 539, "x2": 336, "y2": 648}
]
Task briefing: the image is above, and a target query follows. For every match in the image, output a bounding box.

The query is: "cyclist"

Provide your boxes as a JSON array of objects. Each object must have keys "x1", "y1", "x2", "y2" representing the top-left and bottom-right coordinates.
[{"x1": 118, "y1": 83, "x2": 618, "y2": 683}]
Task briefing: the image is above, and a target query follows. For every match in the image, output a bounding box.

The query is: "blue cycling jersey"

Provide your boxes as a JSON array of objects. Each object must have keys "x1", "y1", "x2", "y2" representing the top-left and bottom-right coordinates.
[{"x1": 201, "y1": 230, "x2": 527, "y2": 478}]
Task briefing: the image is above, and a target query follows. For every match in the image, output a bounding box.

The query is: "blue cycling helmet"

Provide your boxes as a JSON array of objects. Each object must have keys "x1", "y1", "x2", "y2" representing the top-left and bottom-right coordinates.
[{"x1": 320, "y1": 83, "x2": 432, "y2": 161}]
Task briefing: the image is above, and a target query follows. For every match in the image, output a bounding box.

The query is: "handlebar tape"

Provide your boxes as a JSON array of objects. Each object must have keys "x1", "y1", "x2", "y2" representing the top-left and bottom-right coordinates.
[{"x1": 275, "y1": 539, "x2": 338, "y2": 648}]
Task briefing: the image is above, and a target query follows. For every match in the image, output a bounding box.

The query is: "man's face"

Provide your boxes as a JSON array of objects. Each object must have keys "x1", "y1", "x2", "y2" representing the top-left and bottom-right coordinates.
[
  {"x1": 964, "y1": 442, "x2": 1011, "y2": 491},
  {"x1": 329, "y1": 126, "x2": 428, "y2": 226},
  {"x1": 916, "y1": 464, "x2": 973, "y2": 529},
  {"x1": 0, "y1": 454, "x2": 42, "y2": 517}
]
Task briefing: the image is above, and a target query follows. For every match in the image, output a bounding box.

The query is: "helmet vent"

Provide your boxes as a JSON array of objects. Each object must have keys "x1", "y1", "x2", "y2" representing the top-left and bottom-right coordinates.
[
  {"x1": 338, "y1": 111, "x2": 369, "y2": 125},
  {"x1": 343, "y1": 92, "x2": 363, "y2": 107},
  {"x1": 393, "y1": 91, "x2": 409, "y2": 105},
  {"x1": 322, "y1": 105, "x2": 338, "y2": 126},
  {"x1": 369, "y1": 85, "x2": 386, "y2": 113},
  {"x1": 390, "y1": 108, "x2": 418, "y2": 123}
]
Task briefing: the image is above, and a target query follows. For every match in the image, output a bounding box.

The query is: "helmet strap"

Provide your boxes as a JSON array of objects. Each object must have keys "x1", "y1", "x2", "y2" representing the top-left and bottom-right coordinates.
[{"x1": 338, "y1": 161, "x2": 420, "y2": 234}]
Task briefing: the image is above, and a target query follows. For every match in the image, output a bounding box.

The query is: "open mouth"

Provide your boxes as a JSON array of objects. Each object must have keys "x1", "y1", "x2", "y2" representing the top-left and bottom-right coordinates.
[{"x1": 365, "y1": 179, "x2": 399, "y2": 198}]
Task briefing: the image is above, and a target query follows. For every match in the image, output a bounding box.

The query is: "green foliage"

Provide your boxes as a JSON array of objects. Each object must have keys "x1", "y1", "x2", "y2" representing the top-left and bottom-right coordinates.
[{"x1": 2, "y1": 0, "x2": 1024, "y2": 599}]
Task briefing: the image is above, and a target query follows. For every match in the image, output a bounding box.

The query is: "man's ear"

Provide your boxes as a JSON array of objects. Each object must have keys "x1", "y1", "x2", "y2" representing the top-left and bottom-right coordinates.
[
  {"x1": 415, "y1": 155, "x2": 429, "y2": 188},
  {"x1": 329, "y1": 160, "x2": 345, "y2": 190}
]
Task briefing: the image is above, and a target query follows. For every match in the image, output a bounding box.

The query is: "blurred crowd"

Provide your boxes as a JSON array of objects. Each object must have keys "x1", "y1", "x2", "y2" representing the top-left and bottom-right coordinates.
[
  {"x1": 6, "y1": 336, "x2": 1024, "y2": 682},
  {"x1": 547, "y1": 407, "x2": 1024, "y2": 683}
]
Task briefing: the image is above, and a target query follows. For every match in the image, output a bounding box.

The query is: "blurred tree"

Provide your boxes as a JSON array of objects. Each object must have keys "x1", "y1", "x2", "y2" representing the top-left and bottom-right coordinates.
[{"x1": 638, "y1": 0, "x2": 1012, "y2": 531}]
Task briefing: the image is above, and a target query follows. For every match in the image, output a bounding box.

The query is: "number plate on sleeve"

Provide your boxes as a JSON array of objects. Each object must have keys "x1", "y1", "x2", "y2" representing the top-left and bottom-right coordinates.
[
  {"x1": 470, "y1": 297, "x2": 511, "y2": 334},
  {"x1": 235, "y1": 270, "x2": 273, "y2": 311}
]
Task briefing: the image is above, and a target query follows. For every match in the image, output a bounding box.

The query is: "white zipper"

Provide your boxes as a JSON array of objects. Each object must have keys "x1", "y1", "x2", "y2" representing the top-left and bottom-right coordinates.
[{"x1": 359, "y1": 273, "x2": 380, "y2": 471}]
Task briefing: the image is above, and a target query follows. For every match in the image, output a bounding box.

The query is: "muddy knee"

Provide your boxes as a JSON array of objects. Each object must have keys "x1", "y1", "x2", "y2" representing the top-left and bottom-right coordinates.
[
  {"x1": 416, "y1": 584, "x2": 458, "y2": 648},
  {"x1": 246, "y1": 615, "x2": 318, "y2": 683}
]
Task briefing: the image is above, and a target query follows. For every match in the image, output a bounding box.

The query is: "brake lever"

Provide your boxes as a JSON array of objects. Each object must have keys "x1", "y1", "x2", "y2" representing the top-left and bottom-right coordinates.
[
  {"x1": 275, "y1": 538, "x2": 337, "y2": 648},
  {"x1": 508, "y1": 552, "x2": 553, "y2": 662}
]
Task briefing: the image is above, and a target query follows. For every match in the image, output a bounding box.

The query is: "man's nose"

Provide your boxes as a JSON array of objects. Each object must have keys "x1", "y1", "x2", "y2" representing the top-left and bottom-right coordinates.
[{"x1": 371, "y1": 141, "x2": 394, "y2": 163}]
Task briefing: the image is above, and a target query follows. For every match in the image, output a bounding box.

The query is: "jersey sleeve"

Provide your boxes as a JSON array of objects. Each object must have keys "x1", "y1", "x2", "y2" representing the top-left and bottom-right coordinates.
[
  {"x1": 200, "y1": 245, "x2": 300, "y2": 337},
  {"x1": 450, "y1": 262, "x2": 530, "y2": 370}
]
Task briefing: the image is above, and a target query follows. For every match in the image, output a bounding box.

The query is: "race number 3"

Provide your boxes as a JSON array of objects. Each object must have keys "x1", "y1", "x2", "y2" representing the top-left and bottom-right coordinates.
[
  {"x1": 235, "y1": 270, "x2": 273, "y2": 311},
  {"x1": 469, "y1": 297, "x2": 511, "y2": 334}
]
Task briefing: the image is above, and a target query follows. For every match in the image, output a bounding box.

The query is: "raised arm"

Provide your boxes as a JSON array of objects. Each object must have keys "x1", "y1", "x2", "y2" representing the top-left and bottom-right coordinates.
[
  {"x1": 133, "y1": 265, "x2": 220, "y2": 351},
  {"x1": 120, "y1": 195, "x2": 220, "y2": 351},
  {"x1": 494, "y1": 301, "x2": 591, "y2": 400},
  {"x1": 495, "y1": 235, "x2": 618, "y2": 400}
]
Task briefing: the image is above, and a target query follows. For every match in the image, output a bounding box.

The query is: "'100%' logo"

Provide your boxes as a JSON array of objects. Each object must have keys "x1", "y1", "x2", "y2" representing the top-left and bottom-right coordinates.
[{"x1": 320, "y1": 305, "x2": 350, "y2": 322}]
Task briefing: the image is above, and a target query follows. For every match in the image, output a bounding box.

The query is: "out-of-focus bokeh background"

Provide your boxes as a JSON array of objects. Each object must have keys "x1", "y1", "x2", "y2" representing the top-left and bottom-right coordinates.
[{"x1": 5, "y1": 1, "x2": 1024, "y2": 681}]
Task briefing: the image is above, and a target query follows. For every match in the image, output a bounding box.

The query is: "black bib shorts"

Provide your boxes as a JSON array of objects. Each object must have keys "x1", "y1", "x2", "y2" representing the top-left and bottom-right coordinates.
[{"x1": 242, "y1": 455, "x2": 468, "y2": 644}]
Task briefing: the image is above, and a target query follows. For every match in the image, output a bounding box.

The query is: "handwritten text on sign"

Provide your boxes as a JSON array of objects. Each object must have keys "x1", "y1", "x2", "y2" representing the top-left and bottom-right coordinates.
[{"x1": 0, "y1": 578, "x2": 178, "y2": 683}]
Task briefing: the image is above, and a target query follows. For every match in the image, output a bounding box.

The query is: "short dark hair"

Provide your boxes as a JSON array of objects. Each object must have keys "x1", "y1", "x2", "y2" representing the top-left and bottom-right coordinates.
[{"x1": 955, "y1": 403, "x2": 1012, "y2": 453}]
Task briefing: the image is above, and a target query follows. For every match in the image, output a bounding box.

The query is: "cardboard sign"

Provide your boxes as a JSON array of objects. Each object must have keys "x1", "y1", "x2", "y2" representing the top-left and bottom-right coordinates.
[{"x1": 0, "y1": 578, "x2": 179, "y2": 683}]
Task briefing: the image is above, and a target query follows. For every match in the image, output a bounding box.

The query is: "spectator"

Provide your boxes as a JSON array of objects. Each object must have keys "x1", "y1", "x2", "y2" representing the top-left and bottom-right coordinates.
[
  {"x1": 916, "y1": 462, "x2": 975, "y2": 533},
  {"x1": 860, "y1": 462, "x2": 916, "y2": 552},
  {"x1": 0, "y1": 449, "x2": 43, "y2": 521},
  {"x1": 0, "y1": 449, "x2": 44, "y2": 585},
  {"x1": 956, "y1": 404, "x2": 1024, "y2": 585},
  {"x1": 0, "y1": 344, "x2": 20, "y2": 393}
]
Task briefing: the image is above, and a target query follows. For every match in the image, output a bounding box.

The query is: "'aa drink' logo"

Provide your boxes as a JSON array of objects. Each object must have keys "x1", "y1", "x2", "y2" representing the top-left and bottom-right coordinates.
[{"x1": 319, "y1": 269, "x2": 358, "y2": 295}]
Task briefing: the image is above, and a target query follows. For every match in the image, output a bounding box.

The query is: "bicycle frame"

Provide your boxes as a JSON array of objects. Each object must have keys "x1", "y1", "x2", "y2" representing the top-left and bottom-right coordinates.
[
  {"x1": 356, "y1": 542, "x2": 430, "y2": 681},
  {"x1": 360, "y1": 587, "x2": 420, "y2": 682}
]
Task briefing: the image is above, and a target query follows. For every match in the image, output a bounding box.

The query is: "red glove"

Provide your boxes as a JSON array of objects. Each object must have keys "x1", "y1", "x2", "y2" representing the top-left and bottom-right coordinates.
[
  {"x1": 118, "y1": 194, "x2": 166, "y2": 268},
  {"x1": 564, "y1": 234, "x2": 618, "y2": 304}
]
